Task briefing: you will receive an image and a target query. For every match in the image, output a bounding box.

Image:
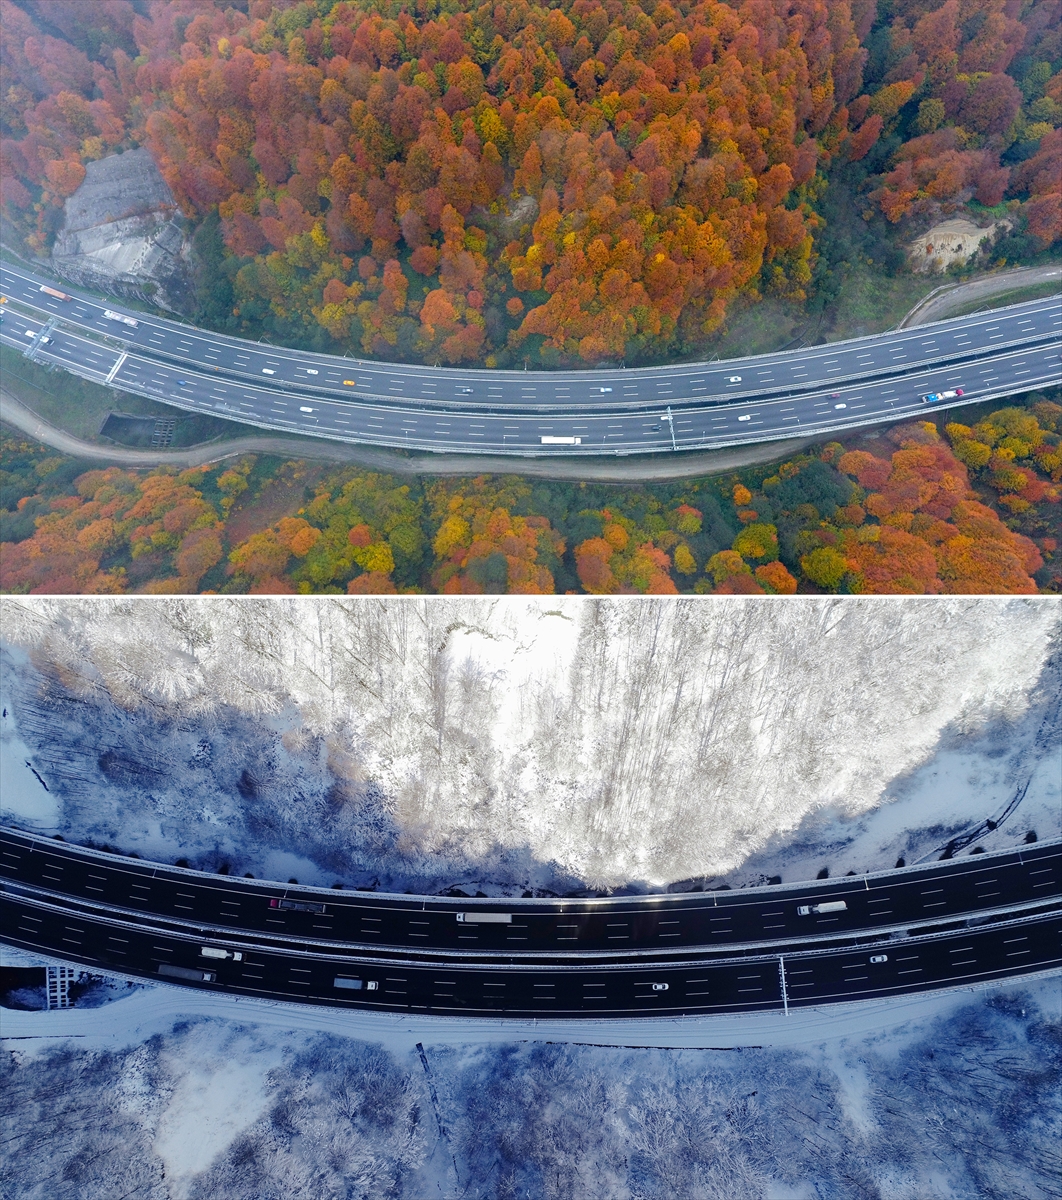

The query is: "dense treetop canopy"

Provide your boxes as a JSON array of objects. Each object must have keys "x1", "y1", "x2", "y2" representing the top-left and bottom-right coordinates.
[
  {"x1": 1, "y1": 0, "x2": 1058, "y2": 367},
  {"x1": 2, "y1": 399, "x2": 1058, "y2": 595}
]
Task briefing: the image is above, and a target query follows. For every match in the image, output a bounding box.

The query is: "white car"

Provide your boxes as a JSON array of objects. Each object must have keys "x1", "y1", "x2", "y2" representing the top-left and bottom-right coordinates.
[
  {"x1": 299, "y1": 406, "x2": 314, "y2": 413},
  {"x1": 869, "y1": 955, "x2": 888, "y2": 964},
  {"x1": 304, "y1": 368, "x2": 318, "y2": 375},
  {"x1": 598, "y1": 386, "x2": 612, "y2": 393},
  {"x1": 651, "y1": 982, "x2": 669, "y2": 992},
  {"x1": 738, "y1": 414, "x2": 751, "y2": 421},
  {"x1": 261, "y1": 367, "x2": 275, "y2": 374},
  {"x1": 834, "y1": 402, "x2": 847, "y2": 409},
  {"x1": 727, "y1": 375, "x2": 742, "y2": 383}
]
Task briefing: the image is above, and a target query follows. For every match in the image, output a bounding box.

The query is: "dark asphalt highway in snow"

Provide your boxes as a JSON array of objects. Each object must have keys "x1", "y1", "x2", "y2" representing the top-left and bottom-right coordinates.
[{"x1": 2, "y1": 829, "x2": 1058, "y2": 1017}]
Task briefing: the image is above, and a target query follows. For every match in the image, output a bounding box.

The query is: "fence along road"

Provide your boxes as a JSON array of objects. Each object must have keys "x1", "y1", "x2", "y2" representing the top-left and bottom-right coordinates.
[{"x1": 2, "y1": 262, "x2": 1059, "y2": 456}]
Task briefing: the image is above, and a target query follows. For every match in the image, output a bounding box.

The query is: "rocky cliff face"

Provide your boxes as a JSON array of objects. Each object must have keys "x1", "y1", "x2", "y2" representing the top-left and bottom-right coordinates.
[{"x1": 50, "y1": 148, "x2": 194, "y2": 313}]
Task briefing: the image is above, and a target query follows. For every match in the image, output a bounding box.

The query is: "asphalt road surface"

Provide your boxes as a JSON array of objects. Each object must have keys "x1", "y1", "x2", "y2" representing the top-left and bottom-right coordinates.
[
  {"x1": 2, "y1": 263, "x2": 1059, "y2": 456},
  {"x1": 2, "y1": 886, "x2": 1057, "y2": 1017},
  {"x1": 3, "y1": 827, "x2": 1058, "y2": 959}
]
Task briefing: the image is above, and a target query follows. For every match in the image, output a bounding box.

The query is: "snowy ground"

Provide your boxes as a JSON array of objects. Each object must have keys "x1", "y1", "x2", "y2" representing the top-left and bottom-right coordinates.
[
  {"x1": 2, "y1": 970, "x2": 1059, "y2": 1199},
  {"x1": 2, "y1": 596, "x2": 1060, "y2": 1197},
  {"x1": 1, "y1": 597, "x2": 1058, "y2": 895}
]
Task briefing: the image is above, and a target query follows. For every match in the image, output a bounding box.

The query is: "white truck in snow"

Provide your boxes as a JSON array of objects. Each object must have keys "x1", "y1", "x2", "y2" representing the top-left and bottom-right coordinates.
[{"x1": 796, "y1": 900, "x2": 848, "y2": 916}]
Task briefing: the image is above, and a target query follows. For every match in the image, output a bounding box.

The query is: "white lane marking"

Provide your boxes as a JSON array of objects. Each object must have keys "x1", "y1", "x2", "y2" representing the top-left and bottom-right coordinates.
[{"x1": 105, "y1": 351, "x2": 129, "y2": 383}]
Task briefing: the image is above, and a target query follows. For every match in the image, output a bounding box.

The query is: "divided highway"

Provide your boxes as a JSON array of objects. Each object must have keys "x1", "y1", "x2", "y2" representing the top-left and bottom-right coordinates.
[
  {"x1": 2, "y1": 828, "x2": 1058, "y2": 1017},
  {"x1": 2, "y1": 262, "x2": 1059, "y2": 456}
]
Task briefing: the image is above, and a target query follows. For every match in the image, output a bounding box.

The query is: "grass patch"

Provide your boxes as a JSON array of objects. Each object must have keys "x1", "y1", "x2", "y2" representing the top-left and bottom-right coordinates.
[
  {"x1": 821, "y1": 264, "x2": 938, "y2": 341},
  {"x1": 2, "y1": 344, "x2": 284, "y2": 447},
  {"x1": 690, "y1": 264, "x2": 939, "y2": 363}
]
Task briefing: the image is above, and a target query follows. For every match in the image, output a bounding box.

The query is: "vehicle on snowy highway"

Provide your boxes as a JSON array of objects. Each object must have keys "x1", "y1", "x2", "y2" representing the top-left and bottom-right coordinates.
[
  {"x1": 797, "y1": 900, "x2": 848, "y2": 916},
  {"x1": 158, "y1": 963, "x2": 216, "y2": 983},
  {"x1": 270, "y1": 897, "x2": 326, "y2": 914}
]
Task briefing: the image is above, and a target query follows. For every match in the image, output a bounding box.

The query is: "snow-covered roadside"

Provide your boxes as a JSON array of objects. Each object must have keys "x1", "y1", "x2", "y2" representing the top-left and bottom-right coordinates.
[
  {"x1": 3, "y1": 955, "x2": 1058, "y2": 1054},
  {"x1": 0, "y1": 644, "x2": 59, "y2": 830},
  {"x1": 707, "y1": 641, "x2": 1061, "y2": 889},
  {"x1": 3, "y1": 970, "x2": 1059, "y2": 1199}
]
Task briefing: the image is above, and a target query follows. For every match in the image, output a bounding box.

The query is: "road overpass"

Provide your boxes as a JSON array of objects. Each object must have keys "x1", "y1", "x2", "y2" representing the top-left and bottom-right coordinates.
[
  {"x1": 2, "y1": 828, "x2": 1058, "y2": 1017},
  {"x1": 2, "y1": 262, "x2": 1059, "y2": 457}
]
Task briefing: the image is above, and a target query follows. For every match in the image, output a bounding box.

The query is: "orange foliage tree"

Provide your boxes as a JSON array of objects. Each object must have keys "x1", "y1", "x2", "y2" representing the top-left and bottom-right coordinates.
[
  {"x1": 834, "y1": 423, "x2": 1041, "y2": 593},
  {"x1": 426, "y1": 477, "x2": 563, "y2": 593}
]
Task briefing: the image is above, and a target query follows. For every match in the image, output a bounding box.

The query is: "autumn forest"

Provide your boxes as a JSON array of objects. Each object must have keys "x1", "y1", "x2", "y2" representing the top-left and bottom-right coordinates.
[
  {"x1": 2, "y1": 395, "x2": 1059, "y2": 594},
  {"x1": 0, "y1": 0, "x2": 1060, "y2": 596},
  {"x1": 1, "y1": 0, "x2": 1060, "y2": 368}
]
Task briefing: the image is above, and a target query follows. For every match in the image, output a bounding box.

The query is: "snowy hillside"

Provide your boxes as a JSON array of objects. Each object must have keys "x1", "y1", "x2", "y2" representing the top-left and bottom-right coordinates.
[
  {"x1": 2, "y1": 976, "x2": 1059, "y2": 1200},
  {"x1": 1, "y1": 597, "x2": 1058, "y2": 893}
]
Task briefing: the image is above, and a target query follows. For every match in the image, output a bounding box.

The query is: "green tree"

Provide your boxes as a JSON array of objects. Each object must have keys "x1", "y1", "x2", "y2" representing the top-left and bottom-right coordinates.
[{"x1": 801, "y1": 546, "x2": 849, "y2": 590}]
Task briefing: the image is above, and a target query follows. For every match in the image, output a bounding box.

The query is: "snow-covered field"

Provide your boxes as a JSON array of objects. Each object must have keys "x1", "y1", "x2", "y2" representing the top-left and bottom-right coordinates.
[
  {"x1": 1, "y1": 597, "x2": 1058, "y2": 894},
  {"x1": 2, "y1": 973, "x2": 1059, "y2": 1199}
]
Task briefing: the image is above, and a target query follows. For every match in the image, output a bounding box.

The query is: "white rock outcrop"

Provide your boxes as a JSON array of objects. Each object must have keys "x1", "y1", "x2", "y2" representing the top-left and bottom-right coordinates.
[
  {"x1": 907, "y1": 216, "x2": 1010, "y2": 274},
  {"x1": 51, "y1": 148, "x2": 194, "y2": 312}
]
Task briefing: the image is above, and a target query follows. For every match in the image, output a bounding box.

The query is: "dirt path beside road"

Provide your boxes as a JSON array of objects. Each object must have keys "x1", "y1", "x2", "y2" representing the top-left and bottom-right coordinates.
[{"x1": 897, "y1": 262, "x2": 1061, "y2": 328}]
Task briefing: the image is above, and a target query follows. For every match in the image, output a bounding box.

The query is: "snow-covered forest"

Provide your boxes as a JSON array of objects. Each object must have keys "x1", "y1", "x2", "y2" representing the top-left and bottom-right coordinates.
[
  {"x1": 1, "y1": 597, "x2": 1058, "y2": 892},
  {"x1": 2, "y1": 977, "x2": 1059, "y2": 1200}
]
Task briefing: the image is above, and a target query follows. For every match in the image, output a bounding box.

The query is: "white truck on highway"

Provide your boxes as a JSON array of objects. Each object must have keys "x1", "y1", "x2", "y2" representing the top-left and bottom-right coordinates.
[
  {"x1": 270, "y1": 897, "x2": 326, "y2": 914},
  {"x1": 797, "y1": 900, "x2": 848, "y2": 916},
  {"x1": 103, "y1": 309, "x2": 139, "y2": 328}
]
